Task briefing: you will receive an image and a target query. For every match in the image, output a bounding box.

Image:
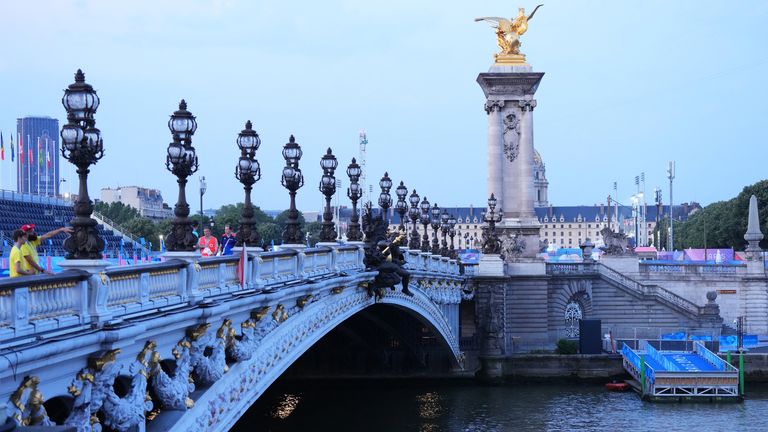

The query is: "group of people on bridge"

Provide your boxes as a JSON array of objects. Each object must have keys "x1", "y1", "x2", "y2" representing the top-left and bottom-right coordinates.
[
  {"x1": 192, "y1": 223, "x2": 237, "y2": 257},
  {"x1": 8, "y1": 223, "x2": 71, "y2": 277}
]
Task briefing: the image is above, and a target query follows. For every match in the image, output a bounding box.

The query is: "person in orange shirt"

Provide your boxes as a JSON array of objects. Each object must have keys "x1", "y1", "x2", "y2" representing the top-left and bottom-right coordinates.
[{"x1": 198, "y1": 228, "x2": 219, "y2": 257}]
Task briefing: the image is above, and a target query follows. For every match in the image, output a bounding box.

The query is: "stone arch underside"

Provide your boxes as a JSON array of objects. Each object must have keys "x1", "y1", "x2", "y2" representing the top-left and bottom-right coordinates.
[{"x1": 172, "y1": 286, "x2": 461, "y2": 432}]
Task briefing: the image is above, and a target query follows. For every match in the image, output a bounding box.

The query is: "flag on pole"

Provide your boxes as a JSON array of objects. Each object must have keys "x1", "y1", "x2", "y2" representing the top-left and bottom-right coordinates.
[
  {"x1": 38, "y1": 137, "x2": 43, "y2": 167},
  {"x1": 10, "y1": 134, "x2": 14, "y2": 162},
  {"x1": 1, "y1": 132, "x2": 5, "y2": 160},
  {"x1": 19, "y1": 134, "x2": 23, "y2": 163},
  {"x1": 46, "y1": 149, "x2": 50, "y2": 168},
  {"x1": 237, "y1": 246, "x2": 247, "y2": 289}
]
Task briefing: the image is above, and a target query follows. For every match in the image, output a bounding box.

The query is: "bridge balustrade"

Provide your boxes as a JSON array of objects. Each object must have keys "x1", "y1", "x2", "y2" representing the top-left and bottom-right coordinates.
[{"x1": 0, "y1": 244, "x2": 461, "y2": 342}]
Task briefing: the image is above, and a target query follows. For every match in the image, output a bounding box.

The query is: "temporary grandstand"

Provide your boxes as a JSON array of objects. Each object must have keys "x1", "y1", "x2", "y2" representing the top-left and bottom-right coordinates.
[{"x1": 0, "y1": 190, "x2": 133, "y2": 257}]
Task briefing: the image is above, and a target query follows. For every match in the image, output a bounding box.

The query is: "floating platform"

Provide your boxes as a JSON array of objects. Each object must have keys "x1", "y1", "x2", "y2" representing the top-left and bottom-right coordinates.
[{"x1": 621, "y1": 341, "x2": 742, "y2": 402}]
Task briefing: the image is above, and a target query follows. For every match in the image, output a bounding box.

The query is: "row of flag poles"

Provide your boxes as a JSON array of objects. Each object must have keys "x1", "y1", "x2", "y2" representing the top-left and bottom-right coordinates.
[{"x1": 0, "y1": 131, "x2": 55, "y2": 193}]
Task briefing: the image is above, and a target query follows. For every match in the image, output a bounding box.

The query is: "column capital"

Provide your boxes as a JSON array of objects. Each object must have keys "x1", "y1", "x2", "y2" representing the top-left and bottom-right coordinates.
[
  {"x1": 518, "y1": 100, "x2": 537, "y2": 111},
  {"x1": 484, "y1": 100, "x2": 505, "y2": 114}
]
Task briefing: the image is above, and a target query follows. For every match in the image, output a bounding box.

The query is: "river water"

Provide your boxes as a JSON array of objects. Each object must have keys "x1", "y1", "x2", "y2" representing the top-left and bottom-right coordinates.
[{"x1": 233, "y1": 381, "x2": 768, "y2": 432}]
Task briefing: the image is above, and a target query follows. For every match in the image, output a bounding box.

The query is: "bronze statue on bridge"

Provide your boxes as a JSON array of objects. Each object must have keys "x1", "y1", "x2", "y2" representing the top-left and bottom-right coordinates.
[{"x1": 362, "y1": 203, "x2": 413, "y2": 299}]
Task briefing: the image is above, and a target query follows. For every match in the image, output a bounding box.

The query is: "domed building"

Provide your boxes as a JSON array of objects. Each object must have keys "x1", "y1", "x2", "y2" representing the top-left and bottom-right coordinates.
[{"x1": 533, "y1": 149, "x2": 549, "y2": 208}]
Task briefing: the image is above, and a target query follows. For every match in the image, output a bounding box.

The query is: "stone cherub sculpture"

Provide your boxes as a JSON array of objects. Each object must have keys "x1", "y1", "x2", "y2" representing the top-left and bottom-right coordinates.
[{"x1": 476, "y1": 5, "x2": 543, "y2": 62}]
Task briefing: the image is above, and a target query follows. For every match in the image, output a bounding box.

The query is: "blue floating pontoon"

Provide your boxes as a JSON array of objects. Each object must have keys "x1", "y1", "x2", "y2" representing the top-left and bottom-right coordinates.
[{"x1": 621, "y1": 341, "x2": 741, "y2": 401}]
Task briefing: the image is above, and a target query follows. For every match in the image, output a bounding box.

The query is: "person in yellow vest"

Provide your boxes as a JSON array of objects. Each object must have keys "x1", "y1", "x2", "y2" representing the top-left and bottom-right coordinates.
[
  {"x1": 10, "y1": 229, "x2": 35, "y2": 277},
  {"x1": 20, "y1": 223, "x2": 73, "y2": 275}
]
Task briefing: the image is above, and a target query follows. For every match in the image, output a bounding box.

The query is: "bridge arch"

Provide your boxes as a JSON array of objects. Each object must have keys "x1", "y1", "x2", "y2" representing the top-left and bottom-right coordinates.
[{"x1": 174, "y1": 284, "x2": 462, "y2": 432}]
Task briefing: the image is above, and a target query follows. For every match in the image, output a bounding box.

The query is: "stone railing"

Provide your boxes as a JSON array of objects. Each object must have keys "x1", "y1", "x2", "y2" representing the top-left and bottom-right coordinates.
[
  {"x1": 546, "y1": 262, "x2": 703, "y2": 318},
  {"x1": 640, "y1": 261, "x2": 745, "y2": 276},
  {"x1": 597, "y1": 263, "x2": 702, "y2": 317},
  {"x1": 0, "y1": 244, "x2": 462, "y2": 342},
  {"x1": 545, "y1": 263, "x2": 598, "y2": 275}
]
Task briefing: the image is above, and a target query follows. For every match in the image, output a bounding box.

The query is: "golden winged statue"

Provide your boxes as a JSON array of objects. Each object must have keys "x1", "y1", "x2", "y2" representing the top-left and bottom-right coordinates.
[{"x1": 475, "y1": 5, "x2": 543, "y2": 64}]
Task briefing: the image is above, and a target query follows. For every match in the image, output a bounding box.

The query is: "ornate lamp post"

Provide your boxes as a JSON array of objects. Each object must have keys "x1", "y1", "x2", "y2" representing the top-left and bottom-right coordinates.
[
  {"x1": 318, "y1": 148, "x2": 338, "y2": 243},
  {"x1": 235, "y1": 121, "x2": 262, "y2": 247},
  {"x1": 448, "y1": 214, "x2": 457, "y2": 258},
  {"x1": 199, "y1": 176, "x2": 207, "y2": 231},
  {"x1": 164, "y1": 100, "x2": 199, "y2": 252},
  {"x1": 439, "y1": 210, "x2": 450, "y2": 256},
  {"x1": 430, "y1": 203, "x2": 442, "y2": 255},
  {"x1": 408, "y1": 189, "x2": 421, "y2": 249},
  {"x1": 281, "y1": 135, "x2": 304, "y2": 245},
  {"x1": 346, "y1": 158, "x2": 363, "y2": 241},
  {"x1": 395, "y1": 181, "x2": 408, "y2": 231},
  {"x1": 60, "y1": 69, "x2": 105, "y2": 259},
  {"x1": 482, "y1": 193, "x2": 503, "y2": 254},
  {"x1": 420, "y1": 197, "x2": 431, "y2": 252},
  {"x1": 378, "y1": 172, "x2": 393, "y2": 223}
]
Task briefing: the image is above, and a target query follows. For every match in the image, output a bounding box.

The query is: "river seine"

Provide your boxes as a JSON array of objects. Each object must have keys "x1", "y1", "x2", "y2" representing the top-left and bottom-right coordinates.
[{"x1": 233, "y1": 381, "x2": 768, "y2": 432}]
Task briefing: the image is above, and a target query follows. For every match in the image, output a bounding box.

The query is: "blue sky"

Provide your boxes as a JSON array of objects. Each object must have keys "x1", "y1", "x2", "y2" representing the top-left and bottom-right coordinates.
[{"x1": 1, "y1": 0, "x2": 766, "y2": 211}]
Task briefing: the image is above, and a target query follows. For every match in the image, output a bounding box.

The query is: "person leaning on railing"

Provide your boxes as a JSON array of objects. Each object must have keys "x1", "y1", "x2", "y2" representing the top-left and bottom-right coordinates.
[
  {"x1": 20, "y1": 223, "x2": 73, "y2": 275},
  {"x1": 10, "y1": 229, "x2": 35, "y2": 277}
]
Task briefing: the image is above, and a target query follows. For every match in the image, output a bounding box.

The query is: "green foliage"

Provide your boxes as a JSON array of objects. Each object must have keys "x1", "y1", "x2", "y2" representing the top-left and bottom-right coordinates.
[
  {"x1": 305, "y1": 221, "x2": 323, "y2": 246},
  {"x1": 123, "y1": 217, "x2": 160, "y2": 250},
  {"x1": 214, "y1": 203, "x2": 271, "y2": 233},
  {"x1": 257, "y1": 223, "x2": 281, "y2": 247},
  {"x1": 94, "y1": 202, "x2": 141, "y2": 225},
  {"x1": 556, "y1": 338, "x2": 579, "y2": 355},
  {"x1": 274, "y1": 210, "x2": 306, "y2": 230},
  {"x1": 676, "y1": 180, "x2": 768, "y2": 250}
]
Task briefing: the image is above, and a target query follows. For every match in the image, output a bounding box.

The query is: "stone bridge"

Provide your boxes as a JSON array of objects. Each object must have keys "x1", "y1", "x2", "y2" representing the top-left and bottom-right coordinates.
[{"x1": 0, "y1": 245, "x2": 470, "y2": 431}]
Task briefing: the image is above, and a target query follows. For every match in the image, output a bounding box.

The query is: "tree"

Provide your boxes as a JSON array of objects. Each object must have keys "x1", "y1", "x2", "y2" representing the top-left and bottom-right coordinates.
[
  {"x1": 676, "y1": 180, "x2": 768, "y2": 250},
  {"x1": 257, "y1": 223, "x2": 281, "y2": 248},
  {"x1": 123, "y1": 217, "x2": 159, "y2": 251},
  {"x1": 94, "y1": 202, "x2": 140, "y2": 225},
  {"x1": 305, "y1": 221, "x2": 323, "y2": 246},
  {"x1": 214, "y1": 203, "x2": 271, "y2": 235}
]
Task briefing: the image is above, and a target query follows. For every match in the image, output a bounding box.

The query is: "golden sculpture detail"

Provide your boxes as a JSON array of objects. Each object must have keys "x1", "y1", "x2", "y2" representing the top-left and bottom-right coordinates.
[{"x1": 475, "y1": 5, "x2": 543, "y2": 65}]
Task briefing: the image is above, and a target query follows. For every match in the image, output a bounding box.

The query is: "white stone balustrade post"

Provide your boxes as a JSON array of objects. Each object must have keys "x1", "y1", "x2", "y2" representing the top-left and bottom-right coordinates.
[
  {"x1": 12, "y1": 287, "x2": 32, "y2": 334},
  {"x1": 139, "y1": 273, "x2": 150, "y2": 305},
  {"x1": 87, "y1": 274, "x2": 113, "y2": 323}
]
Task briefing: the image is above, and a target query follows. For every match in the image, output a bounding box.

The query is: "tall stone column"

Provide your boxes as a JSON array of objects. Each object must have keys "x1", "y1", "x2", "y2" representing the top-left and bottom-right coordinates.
[
  {"x1": 485, "y1": 100, "x2": 505, "y2": 212},
  {"x1": 477, "y1": 67, "x2": 544, "y2": 260},
  {"x1": 518, "y1": 100, "x2": 537, "y2": 219}
]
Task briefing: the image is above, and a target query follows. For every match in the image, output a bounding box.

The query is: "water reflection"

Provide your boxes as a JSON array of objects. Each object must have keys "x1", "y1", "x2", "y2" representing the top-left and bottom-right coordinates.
[
  {"x1": 416, "y1": 392, "x2": 442, "y2": 419},
  {"x1": 270, "y1": 393, "x2": 301, "y2": 420},
  {"x1": 236, "y1": 382, "x2": 768, "y2": 432}
]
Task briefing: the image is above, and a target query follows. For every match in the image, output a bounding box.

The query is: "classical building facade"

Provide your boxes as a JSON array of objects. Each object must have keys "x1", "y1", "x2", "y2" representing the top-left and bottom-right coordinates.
[{"x1": 100, "y1": 186, "x2": 172, "y2": 219}]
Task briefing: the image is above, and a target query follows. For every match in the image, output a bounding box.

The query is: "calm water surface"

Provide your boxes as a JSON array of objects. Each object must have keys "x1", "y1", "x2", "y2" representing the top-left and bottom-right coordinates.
[{"x1": 234, "y1": 382, "x2": 768, "y2": 432}]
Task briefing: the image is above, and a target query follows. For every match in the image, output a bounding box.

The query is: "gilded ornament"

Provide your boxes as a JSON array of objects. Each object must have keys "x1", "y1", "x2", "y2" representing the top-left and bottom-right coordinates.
[
  {"x1": 251, "y1": 306, "x2": 271, "y2": 321},
  {"x1": 475, "y1": 5, "x2": 543, "y2": 65},
  {"x1": 296, "y1": 294, "x2": 313, "y2": 308}
]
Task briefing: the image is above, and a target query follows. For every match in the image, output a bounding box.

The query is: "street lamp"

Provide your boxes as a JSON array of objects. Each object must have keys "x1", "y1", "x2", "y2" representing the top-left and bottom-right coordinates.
[
  {"x1": 430, "y1": 203, "x2": 441, "y2": 255},
  {"x1": 59, "y1": 69, "x2": 105, "y2": 259},
  {"x1": 235, "y1": 120, "x2": 262, "y2": 247},
  {"x1": 346, "y1": 158, "x2": 363, "y2": 241},
  {"x1": 420, "y1": 196, "x2": 431, "y2": 252},
  {"x1": 440, "y1": 210, "x2": 450, "y2": 256},
  {"x1": 408, "y1": 189, "x2": 421, "y2": 249},
  {"x1": 281, "y1": 135, "x2": 304, "y2": 245},
  {"x1": 378, "y1": 172, "x2": 392, "y2": 223},
  {"x1": 199, "y1": 176, "x2": 207, "y2": 232},
  {"x1": 318, "y1": 148, "x2": 338, "y2": 243},
  {"x1": 395, "y1": 181, "x2": 408, "y2": 231},
  {"x1": 482, "y1": 193, "x2": 502, "y2": 254},
  {"x1": 164, "y1": 99, "x2": 199, "y2": 252},
  {"x1": 448, "y1": 214, "x2": 457, "y2": 258}
]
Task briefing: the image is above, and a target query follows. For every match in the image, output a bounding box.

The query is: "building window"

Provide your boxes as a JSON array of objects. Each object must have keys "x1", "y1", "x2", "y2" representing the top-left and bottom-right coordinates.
[{"x1": 588, "y1": 224, "x2": 591, "y2": 228}]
